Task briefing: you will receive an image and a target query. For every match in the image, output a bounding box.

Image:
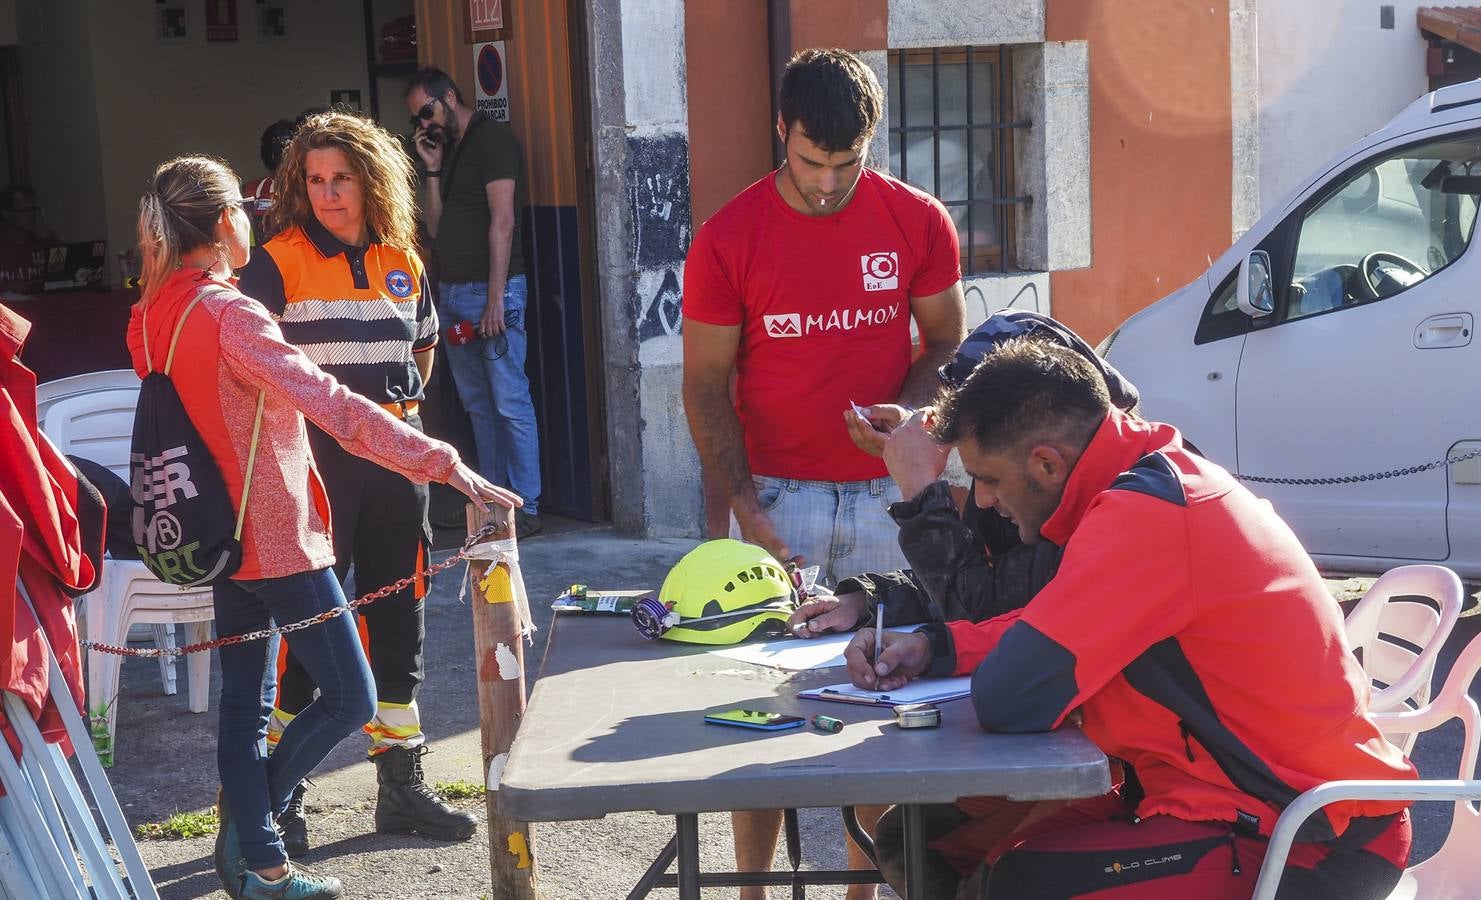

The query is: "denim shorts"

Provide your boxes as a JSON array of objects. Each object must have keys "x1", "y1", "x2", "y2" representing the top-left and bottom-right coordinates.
[{"x1": 730, "y1": 475, "x2": 907, "y2": 586}]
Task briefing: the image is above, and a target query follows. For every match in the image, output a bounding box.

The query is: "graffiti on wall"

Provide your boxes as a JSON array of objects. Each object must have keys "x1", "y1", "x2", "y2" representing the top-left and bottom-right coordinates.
[
  {"x1": 637, "y1": 268, "x2": 683, "y2": 341},
  {"x1": 628, "y1": 133, "x2": 692, "y2": 269},
  {"x1": 628, "y1": 133, "x2": 692, "y2": 342}
]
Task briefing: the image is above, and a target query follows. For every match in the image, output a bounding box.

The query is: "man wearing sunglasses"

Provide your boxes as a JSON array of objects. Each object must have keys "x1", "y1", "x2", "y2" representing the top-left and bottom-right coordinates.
[{"x1": 405, "y1": 67, "x2": 542, "y2": 539}]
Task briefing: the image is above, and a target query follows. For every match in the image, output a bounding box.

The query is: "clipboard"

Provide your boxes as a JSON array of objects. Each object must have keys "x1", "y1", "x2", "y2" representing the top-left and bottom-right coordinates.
[{"x1": 798, "y1": 676, "x2": 972, "y2": 708}]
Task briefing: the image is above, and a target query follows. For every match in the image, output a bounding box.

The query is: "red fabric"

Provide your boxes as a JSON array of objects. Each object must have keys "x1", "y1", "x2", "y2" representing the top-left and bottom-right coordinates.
[
  {"x1": 126, "y1": 269, "x2": 460, "y2": 580},
  {"x1": 924, "y1": 793, "x2": 1409, "y2": 894},
  {"x1": 682, "y1": 169, "x2": 960, "y2": 482},
  {"x1": 243, "y1": 176, "x2": 275, "y2": 203},
  {"x1": 0, "y1": 303, "x2": 97, "y2": 767},
  {"x1": 932, "y1": 794, "x2": 1409, "y2": 898},
  {"x1": 945, "y1": 412, "x2": 1416, "y2": 837}
]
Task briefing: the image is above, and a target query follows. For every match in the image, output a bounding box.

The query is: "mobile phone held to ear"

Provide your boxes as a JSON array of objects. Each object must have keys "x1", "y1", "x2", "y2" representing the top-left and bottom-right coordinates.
[{"x1": 703, "y1": 708, "x2": 807, "y2": 732}]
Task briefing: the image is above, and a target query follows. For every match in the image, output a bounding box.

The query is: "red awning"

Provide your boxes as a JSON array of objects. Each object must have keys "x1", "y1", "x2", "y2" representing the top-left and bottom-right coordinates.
[{"x1": 1419, "y1": 6, "x2": 1481, "y2": 54}]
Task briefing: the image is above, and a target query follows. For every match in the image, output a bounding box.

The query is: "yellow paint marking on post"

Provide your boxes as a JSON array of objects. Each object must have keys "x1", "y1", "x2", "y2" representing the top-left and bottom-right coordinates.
[
  {"x1": 479, "y1": 563, "x2": 514, "y2": 604},
  {"x1": 507, "y1": 831, "x2": 533, "y2": 869}
]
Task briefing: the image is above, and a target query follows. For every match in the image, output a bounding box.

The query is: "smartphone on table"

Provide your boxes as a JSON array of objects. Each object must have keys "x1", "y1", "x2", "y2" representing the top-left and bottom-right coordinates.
[{"x1": 703, "y1": 708, "x2": 806, "y2": 732}]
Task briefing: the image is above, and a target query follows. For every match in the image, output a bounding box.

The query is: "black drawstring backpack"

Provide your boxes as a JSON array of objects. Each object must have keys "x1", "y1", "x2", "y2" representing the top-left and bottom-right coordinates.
[{"x1": 130, "y1": 285, "x2": 265, "y2": 587}]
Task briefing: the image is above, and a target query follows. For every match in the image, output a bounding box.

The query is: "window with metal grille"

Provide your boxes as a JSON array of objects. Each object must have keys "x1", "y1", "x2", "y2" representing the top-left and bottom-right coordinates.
[{"x1": 887, "y1": 46, "x2": 1028, "y2": 275}]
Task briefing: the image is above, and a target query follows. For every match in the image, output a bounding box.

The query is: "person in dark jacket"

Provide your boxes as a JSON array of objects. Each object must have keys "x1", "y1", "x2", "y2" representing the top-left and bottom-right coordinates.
[{"x1": 788, "y1": 309, "x2": 1139, "y2": 634}]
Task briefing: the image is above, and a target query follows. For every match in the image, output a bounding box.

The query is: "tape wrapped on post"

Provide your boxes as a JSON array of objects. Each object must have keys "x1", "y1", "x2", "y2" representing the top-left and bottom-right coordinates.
[{"x1": 459, "y1": 536, "x2": 537, "y2": 639}]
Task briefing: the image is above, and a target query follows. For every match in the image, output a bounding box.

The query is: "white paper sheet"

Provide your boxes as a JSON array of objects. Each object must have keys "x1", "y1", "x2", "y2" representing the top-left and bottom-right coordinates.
[{"x1": 708, "y1": 627, "x2": 918, "y2": 672}]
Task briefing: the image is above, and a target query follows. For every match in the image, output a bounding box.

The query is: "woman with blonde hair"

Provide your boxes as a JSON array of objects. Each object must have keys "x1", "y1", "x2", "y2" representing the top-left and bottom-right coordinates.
[
  {"x1": 128, "y1": 154, "x2": 517, "y2": 899},
  {"x1": 238, "y1": 109, "x2": 476, "y2": 854}
]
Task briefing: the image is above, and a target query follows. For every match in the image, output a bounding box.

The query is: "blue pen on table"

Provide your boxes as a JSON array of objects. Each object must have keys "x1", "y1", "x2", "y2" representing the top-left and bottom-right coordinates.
[{"x1": 874, "y1": 602, "x2": 885, "y2": 688}]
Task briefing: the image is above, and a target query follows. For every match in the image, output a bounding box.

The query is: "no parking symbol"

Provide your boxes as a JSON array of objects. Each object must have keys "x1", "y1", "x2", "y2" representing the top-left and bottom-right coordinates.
[{"x1": 473, "y1": 41, "x2": 510, "y2": 122}]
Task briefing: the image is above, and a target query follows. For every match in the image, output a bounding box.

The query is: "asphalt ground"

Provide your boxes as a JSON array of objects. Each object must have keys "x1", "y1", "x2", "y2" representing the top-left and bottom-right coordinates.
[{"x1": 96, "y1": 522, "x2": 1477, "y2": 899}]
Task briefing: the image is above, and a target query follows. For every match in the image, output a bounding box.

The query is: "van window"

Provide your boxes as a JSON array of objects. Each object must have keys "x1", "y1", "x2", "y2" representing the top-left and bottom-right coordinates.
[{"x1": 1287, "y1": 135, "x2": 1481, "y2": 320}]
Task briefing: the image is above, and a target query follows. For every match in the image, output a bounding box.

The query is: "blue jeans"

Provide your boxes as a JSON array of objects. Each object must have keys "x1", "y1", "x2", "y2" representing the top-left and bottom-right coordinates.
[
  {"x1": 730, "y1": 476, "x2": 907, "y2": 586},
  {"x1": 214, "y1": 568, "x2": 376, "y2": 869},
  {"x1": 438, "y1": 276, "x2": 541, "y2": 514}
]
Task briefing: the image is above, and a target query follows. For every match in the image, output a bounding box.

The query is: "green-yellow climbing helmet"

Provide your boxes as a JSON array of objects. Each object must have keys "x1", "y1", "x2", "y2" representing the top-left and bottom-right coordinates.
[{"x1": 632, "y1": 539, "x2": 797, "y2": 644}]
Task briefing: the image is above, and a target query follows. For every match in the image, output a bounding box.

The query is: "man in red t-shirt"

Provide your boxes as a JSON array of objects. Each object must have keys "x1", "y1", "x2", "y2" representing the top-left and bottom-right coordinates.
[{"x1": 681, "y1": 48, "x2": 966, "y2": 900}]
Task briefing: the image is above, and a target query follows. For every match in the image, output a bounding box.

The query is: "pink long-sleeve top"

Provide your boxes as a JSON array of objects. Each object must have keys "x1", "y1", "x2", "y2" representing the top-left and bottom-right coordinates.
[{"x1": 127, "y1": 268, "x2": 459, "y2": 580}]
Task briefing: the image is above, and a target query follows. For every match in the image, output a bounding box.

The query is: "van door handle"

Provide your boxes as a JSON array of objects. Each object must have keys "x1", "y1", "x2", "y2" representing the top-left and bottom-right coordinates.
[{"x1": 1414, "y1": 313, "x2": 1473, "y2": 349}]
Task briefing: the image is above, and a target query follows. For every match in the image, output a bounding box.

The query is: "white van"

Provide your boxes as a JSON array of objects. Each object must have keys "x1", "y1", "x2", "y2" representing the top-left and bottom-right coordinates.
[{"x1": 1102, "y1": 80, "x2": 1481, "y2": 582}]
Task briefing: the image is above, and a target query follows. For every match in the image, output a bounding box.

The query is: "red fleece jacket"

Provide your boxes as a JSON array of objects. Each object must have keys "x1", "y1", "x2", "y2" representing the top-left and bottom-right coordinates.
[
  {"x1": 128, "y1": 268, "x2": 459, "y2": 580},
  {"x1": 932, "y1": 412, "x2": 1415, "y2": 840}
]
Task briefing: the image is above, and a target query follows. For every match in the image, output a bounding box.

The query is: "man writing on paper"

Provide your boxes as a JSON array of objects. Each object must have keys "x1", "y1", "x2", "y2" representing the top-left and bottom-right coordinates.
[
  {"x1": 786, "y1": 312, "x2": 1142, "y2": 895},
  {"x1": 682, "y1": 48, "x2": 965, "y2": 898},
  {"x1": 844, "y1": 339, "x2": 1415, "y2": 898}
]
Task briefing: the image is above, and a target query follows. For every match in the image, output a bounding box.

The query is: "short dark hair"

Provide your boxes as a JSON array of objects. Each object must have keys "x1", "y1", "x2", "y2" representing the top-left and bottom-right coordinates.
[
  {"x1": 259, "y1": 119, "x2": 295, "y2": 172},
  {"x1": 406, "y1": 66, "x2": 464, "y2": 105},
  {"x1": 778, "y1": 49, "x2": 883, "y2": 152},
  {"x1": 934, "y1": 339, "x2": 1112, "y2": 456}
]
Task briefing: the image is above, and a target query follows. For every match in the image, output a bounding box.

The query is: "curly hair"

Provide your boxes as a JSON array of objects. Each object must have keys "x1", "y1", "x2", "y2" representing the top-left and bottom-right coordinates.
[{"x1": 268, "y1": 110, "x2": 419, "y2": 252}]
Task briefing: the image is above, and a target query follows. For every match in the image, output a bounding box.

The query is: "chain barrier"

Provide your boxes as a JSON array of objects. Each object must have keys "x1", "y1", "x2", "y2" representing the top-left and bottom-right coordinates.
[
  {"x1": 81, "y1": 521, "x2": 504, "y2": 659},
  {"x1": 1233, "y1": 446, "x2": 1481, "y2": 487}
]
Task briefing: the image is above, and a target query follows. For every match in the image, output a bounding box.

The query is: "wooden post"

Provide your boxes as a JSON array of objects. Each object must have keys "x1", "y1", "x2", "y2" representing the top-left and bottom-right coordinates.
[{"x1": 466, "y1": 502, "x2": 539, "y2": 899}]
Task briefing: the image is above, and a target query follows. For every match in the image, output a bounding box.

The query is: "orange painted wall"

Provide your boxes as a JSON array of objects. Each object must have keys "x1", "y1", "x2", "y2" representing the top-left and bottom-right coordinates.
[
  {"x1": 685, "y1": 0, "x2": 888, "y2": 226},
  {"x1": 685, "y1": 2, "x2": 773, "y2": 226},
  {"x1": 1046, "y1": 1, "x2": 1234, "y2": 343},
  {"x1": 415, "y1": 0, "x2": 579, "y2": 207},
  {"x1": 788, "y1": 0, "x2": 887, "y2": 52}
]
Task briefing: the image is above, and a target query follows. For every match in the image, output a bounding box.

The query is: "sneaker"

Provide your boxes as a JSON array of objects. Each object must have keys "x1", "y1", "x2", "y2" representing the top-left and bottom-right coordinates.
[
  {"x1": 213, "y1": 789, "x2": 246, "y2": 898},
  {"x1": 238, "y1": 864, "x2": 342, "y2": 899},
  {"x1": 276, "y1": 780, "x2": 310, "y2": 858},
  {"x1": 515, "y1": 511, "x2": 543, "y2": 539}
]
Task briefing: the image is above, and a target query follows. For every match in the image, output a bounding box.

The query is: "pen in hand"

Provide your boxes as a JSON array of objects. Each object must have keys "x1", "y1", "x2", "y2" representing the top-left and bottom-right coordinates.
[{"x1": 873, "y1": 602, "x2": 885, "y2": 689}]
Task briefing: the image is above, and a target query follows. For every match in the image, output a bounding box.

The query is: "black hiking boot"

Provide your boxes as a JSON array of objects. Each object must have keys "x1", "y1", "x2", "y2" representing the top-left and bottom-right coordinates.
[
  {"x1": 276, "y1": 780, "x2": 310, "y2": 858},
  {"x1": 372, "y1": 746, "x2": 477, "y2": 841}
]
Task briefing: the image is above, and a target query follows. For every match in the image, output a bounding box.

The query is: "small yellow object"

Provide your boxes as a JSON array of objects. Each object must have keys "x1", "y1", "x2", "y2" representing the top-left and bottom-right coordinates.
[
  {"x1": 507, "y1": 831, "x2": 532, "y2": 869},
  {"x1": 479, "y1": 563, "x2": 513, "y2": 604}
]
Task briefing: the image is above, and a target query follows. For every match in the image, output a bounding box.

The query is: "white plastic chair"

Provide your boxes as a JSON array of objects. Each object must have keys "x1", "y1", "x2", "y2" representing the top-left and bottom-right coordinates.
[
  {"x1": 1251, "y1": 627, "x2": 1481, "y2": 900},
  {"x1": 1344, "y1": 565, "x2": 1465, "y2": 754},
  {"x1": 34, "y1": 369, "x2": 140, "y2": 424},
  {"x1": 38, "y1": 388, "x2": 215, "y2": 767}
]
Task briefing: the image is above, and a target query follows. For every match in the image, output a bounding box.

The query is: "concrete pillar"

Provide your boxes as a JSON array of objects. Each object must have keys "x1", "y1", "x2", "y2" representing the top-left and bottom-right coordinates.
[{"x1": 588, "y1": 0, "x2": 702, "y2": 536}]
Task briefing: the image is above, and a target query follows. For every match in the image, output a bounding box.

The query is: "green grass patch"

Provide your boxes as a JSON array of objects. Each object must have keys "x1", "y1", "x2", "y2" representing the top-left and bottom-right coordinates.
[
  {"x1": 134, "y1": 808, "x2": 219, "y2": 841},
  {"x1": 434, "y1": 779, "x2": 484, "y2": 800}
]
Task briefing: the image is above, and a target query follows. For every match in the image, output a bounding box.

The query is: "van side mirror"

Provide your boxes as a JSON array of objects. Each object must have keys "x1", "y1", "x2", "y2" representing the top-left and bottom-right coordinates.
[{"x1": 1236, "y1": 250, "x2": 1275, "y2": 318}]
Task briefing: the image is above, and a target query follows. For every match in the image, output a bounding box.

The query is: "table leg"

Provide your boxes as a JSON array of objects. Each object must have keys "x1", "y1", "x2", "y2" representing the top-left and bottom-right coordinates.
[
  {"x1": 783, "y1": 808, "x2": 804, "y2": 899},
  {"x1": 676, "y1": 813, "x2": 701, "y2": 899},
  {"x1": 902, "y1": 803, "x2": 927, "y2": 900},
  {"x1": 625, "y1": 835, "x2": 677, "y2": 900}
]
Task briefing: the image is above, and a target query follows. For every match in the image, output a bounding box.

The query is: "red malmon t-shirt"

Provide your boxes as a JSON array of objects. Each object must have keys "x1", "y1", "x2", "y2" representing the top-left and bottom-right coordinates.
[{"x1": 683, "y1": 168, "x2": 961, "y2": 482}]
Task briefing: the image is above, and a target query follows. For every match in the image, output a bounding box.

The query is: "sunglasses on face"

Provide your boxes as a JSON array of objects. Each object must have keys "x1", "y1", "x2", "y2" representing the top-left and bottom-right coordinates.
[{"x1": 410, "y1": 100, "x2": 439, "y2": 129}]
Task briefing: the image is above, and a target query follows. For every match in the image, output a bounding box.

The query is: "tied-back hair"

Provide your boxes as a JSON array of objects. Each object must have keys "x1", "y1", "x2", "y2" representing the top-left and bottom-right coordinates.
[
  {"x1": 136, "y1": 155, "x2": 240, "y2": 306},
  {"x1": 778, "y1": 48, "x2": 883, "y2": 152},
  {"x1": 934, "y1": 338, "x2": 1113, "y2": 456},
  {"x1": 268, "y1": 110, "x2": 419, "y2": 253}
]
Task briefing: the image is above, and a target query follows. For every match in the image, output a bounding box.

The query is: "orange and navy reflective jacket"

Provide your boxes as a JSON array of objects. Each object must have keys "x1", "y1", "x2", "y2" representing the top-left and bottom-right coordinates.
[
  {"x1": 237, "y1": 220, "x2": 437, "y2": 406},
  {"x1": 920, "y1": 412, "x2": 1416, "y2": 840}
]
